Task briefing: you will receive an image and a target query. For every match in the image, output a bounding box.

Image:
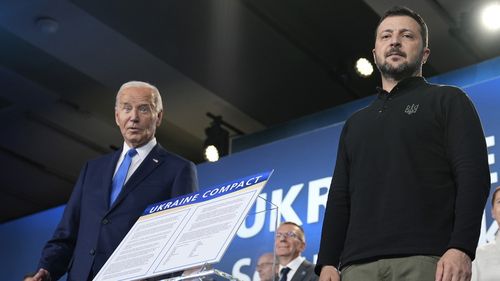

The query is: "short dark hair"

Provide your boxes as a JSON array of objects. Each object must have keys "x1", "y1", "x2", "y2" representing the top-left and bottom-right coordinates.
[
  {"x1": 492, "y1": 186, "x2": 500, "y2": 205},
  {"x1": 375, "y1": 6, "x2": 428, "y2": 48}
]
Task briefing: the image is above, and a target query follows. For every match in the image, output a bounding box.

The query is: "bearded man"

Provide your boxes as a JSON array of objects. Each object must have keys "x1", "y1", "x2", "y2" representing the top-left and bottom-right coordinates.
[{"x1": 315, "y1": 6, "x2": 490, "y2": 281}]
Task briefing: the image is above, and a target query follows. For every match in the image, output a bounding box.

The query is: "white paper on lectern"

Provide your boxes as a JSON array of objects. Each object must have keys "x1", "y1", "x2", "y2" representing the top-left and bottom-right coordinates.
[{"x1": 93, "y1": 171, "x2": 273, "y2": 281}]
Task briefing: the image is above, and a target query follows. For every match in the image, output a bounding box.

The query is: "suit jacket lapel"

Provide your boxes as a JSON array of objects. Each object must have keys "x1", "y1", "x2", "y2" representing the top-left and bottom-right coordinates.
[
  {"x1": 108, "y1": 144, "x2": 165, "y2": 212},
  {"x1": 290, "y1": 261, "x2": 310, "y2": 281},
  {"x1": 103, "y1": 150, "x2": 121, "y2": 210}
]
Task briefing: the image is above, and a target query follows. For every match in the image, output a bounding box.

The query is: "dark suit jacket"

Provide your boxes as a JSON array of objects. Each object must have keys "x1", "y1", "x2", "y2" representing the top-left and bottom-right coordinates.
[
  {"x1": 38, "y1": 144, "x2": 198, "y2": 281},
  {"x1": 290, "y1": 260, "x2": 318, "y2": 281}
]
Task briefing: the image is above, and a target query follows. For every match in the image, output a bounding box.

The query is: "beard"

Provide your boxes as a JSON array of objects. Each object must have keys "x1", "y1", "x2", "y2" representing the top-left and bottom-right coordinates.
[{"x1": 376, "y1": 48, "x2": 424, "y2": 81}]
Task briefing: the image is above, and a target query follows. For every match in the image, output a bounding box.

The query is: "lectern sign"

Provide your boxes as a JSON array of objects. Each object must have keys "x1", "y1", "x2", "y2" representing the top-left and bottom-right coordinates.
[{"x1": 93, "y1": 171, "x2": 273, "y2": 281}]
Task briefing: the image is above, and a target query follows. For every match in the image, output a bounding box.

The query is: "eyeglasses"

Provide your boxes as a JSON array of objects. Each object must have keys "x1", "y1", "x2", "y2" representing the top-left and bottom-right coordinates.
[
  {"x1": 256, "y1": 262, "x2": 274, "y2": 269},
  {"x1": 275, "y1": 231, "x2": 302, "y2": 241}
]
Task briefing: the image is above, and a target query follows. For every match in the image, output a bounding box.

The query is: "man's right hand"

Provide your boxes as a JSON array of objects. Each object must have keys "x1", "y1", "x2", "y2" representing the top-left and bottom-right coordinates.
[
  {"x1": 319, "y1": 265, "x2": 340, "y2": 281},
  {"x1": 28, "y1": 268, "x2": 50, "y2": 281}
]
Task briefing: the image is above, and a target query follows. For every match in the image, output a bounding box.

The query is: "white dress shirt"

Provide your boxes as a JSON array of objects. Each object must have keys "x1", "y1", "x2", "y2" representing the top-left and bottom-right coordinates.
[
  {"x1": 279, "y1": 256, "x2": 305, "y2": 281},
  {"x1": 472, "y1": 231, "x2": 500, "y2": 281},
  {"x1": 113, "y1": 138, "x2": 157, "y2": 183}
]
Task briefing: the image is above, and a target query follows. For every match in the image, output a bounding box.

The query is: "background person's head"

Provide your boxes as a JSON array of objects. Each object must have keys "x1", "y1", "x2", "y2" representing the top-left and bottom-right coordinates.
[
  {"x1": 23, "y1": 272, "x2": 35, "y2": 281},
  {"x1": 373, "y1": 6, "x2": 430, "y2": 81},
  {"x1": 257, "y1": 252, "x2": 279, "y2": 281},
  {"x1": 275, "y1": 222, "x2": 306, "y2": 265},
  {"x1": 491, "y1": 186, "x2": 500, "y2": 225},
  {"x1": 115, "y1": 81, "x2": 163, "y2": 148}
]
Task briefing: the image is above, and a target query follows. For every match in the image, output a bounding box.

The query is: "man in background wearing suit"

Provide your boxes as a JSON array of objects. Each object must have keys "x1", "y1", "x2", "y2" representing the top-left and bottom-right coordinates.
[
  {"x1": 30, "y1": 81, "x2": 198, "y2": 281},
  {"x1": 275, "y1": 222, "x2": 318, "y2": 281},
  {"x1": 256, "y1": 252, "x2": 279, "y2": 281}
]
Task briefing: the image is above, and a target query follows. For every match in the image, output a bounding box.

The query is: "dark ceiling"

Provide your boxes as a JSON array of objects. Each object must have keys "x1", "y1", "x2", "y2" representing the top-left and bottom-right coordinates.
[{"x1": 1, "y1": 0, "x2": 499, "y2": 223}]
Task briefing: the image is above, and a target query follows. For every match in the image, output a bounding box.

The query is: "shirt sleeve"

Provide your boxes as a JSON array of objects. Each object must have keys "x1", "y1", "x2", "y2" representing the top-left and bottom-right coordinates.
[
  {"x1": 443, "y1": 88, "x2": 490, "y2": 259},
  {"x1": 315, "y1": 123, "x2": 351, "y2": 273},
  {"x1": 37, "y1": 162, "x2": 87, "y2": 280}
]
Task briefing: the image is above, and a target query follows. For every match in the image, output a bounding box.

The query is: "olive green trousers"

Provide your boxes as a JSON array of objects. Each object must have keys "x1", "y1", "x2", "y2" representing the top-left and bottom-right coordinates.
[{"x1": 341, "y1": 256, "x2": 440, "y2": 281}]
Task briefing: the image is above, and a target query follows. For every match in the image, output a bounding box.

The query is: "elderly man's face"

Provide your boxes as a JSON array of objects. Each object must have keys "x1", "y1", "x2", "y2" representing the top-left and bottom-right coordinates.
[{"x1": 115, "y1": 86, "x2": 162, "y2": 148}]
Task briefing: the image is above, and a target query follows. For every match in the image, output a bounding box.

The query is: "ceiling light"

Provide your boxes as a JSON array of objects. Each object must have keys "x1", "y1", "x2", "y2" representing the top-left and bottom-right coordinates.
[
  {"x1": 203, "y1": 113, "x2": 244, "y2": 162},
  {"x1": 204, "y1": 145, "x2": 220, "y2": 162},
  {"x1": 481, "y1": 3, "x2": 500, "y2": 31},
  {"x1": 355, "y1": 57, "x2": 373, "y2": 77},
  {"x1": 203, "y1": 115, "x2": 230, "y2": 162}
]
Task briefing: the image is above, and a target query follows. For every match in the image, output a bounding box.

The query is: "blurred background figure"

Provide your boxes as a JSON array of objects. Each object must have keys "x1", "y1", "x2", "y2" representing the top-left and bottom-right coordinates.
[
  {"x1": 23, "y1": 272, "x2": 35, "y2": 281},
  {"x1": 256, "y1": 252, "x2": 279, "y2": 281},
  {"x1": 472, "y1": 186, "x2": 500, "y2": 281}
]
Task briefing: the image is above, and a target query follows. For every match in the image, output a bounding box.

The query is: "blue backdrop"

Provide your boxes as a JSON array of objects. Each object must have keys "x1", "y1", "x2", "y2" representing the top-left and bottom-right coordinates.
[{"x1": 1, "y1": 57, "x2": 499, "y2": 281}]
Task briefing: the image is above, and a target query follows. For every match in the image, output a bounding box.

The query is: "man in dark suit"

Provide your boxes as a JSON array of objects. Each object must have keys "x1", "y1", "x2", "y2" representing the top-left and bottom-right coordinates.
[
  {"x1": 256, "y1": 252, "x2": 279, "y2": 281},
  {"x1": 30, "y1": 81, "x2": 198, "y2": 281},
  {"x1": 275, "y1": 222, "x2": 318, "y2": 281}
]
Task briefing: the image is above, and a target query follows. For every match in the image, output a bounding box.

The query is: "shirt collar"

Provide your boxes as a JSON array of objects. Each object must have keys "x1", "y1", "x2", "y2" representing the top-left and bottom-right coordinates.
[
  {"x1": 122, "y1": 138, "x2": 157, "y2": 161},
  {"x1": 376, "y1": 76, "x2": 427, "y2": 98},
  {"x1": 279, "y1": 256, "x2": 305, "y2": 272}
]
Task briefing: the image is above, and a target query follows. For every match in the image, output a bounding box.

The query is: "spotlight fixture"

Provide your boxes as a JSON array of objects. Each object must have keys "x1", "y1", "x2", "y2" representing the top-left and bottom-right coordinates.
[
  {"x1": 354, "y1": 57, "x2": 374, "y2": 77},
  {"x1": 203, "y1": 113, "x2": 243, "y2": 162},
  {"x1": 481, "y1": 3, "x2": 500, "y2": 31},
  {"x1": 204, "y1": 144, "x2": 221, "y2": 162},
  {"x1": 204, "y1": 116, "x2": 229, "y2": 162}
]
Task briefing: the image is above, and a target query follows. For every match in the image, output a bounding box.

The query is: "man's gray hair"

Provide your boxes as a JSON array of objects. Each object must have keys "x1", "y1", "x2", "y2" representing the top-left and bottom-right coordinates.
[{"x1": 115, "y1": 81, "x2": 163, "y2": 112}]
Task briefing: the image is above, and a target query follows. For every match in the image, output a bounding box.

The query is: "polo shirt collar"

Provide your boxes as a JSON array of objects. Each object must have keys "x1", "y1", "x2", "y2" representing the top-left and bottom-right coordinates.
[{"x1": 376, "y1": 76, "x2": 427, "y2": 99}]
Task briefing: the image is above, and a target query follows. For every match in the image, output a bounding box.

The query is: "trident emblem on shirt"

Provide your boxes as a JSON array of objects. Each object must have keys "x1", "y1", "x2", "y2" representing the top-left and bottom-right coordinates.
[{"x1": 404, "y1": 104, "x2": 419, "y2": 115}]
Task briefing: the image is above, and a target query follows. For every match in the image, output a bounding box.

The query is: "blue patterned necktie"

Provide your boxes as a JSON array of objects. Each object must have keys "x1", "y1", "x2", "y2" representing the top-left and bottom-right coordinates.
[
  {"x1": 110, "y1": 148, "x2": 137, "y2": 205},
  {"x1": 279, "y1": 267, "x2": 291, "y2": 281}
]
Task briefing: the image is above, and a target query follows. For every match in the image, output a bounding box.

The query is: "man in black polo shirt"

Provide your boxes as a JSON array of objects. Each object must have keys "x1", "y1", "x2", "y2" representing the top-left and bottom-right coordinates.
[{"x1": 316, "y1": 6, "x2": 490, "y2": 281}]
